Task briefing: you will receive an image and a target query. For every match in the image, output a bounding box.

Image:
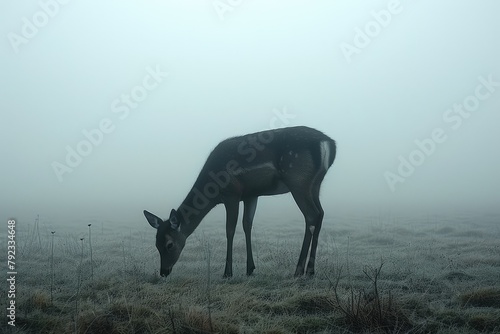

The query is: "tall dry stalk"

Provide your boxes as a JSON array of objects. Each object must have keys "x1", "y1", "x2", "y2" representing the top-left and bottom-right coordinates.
[
  {"x1": 205, "y1": 241, "x2": 214, "y2": 333},
  {"x1": 88, "y1": 224, "x2": 93, "y2": 286},
  {"x1": 35, "y1": 214, "x2": 42, "y2": 249},
  {"x1": 122, "y1": 240, "x2": 126, "y2": 273},
  {"x1": 75, "y1": 237, "x2": 85, "y2": 333},
  {"x1": 50, "y1": 231, "x2": 55, "y2": 304}
]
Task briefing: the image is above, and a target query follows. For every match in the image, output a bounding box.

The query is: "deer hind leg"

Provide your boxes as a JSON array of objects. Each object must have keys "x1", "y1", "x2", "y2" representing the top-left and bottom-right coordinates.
[
  {"x1": 290, "y1": 184, "x2": 324, "y2": 277},
  {"x1": 305, "y1": 183, "x2": 324, "y2": 275},
  {"x1": 223, "y1": 199, "x2": 239, "y2": 278},
  {"x1": 242, "y1": 197, "x2": 258, "y2": 275}
]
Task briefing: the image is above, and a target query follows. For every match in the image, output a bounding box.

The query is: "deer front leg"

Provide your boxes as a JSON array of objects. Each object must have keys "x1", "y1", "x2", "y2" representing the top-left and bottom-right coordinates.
[
  {"x1": 223, "y1": 200, "x2": 239, "y2": 278},
  {"x1": 242, "y1": 197, "x2": 258, "y2": 276}
]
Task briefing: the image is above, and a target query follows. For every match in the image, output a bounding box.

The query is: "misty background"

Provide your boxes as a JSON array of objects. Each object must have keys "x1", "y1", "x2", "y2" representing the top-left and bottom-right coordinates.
[{"x1": 1, "y1": 0, "x2": 499, "y2": 230}]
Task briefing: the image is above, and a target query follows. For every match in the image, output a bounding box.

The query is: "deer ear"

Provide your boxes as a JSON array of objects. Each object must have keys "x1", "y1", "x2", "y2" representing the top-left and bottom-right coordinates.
[
  {"x1": 169, "y1": 209, "x2": 180, "y2": 230},
  {"x1": 144, "y1": 210, "x2": 162, "y2": 229}
]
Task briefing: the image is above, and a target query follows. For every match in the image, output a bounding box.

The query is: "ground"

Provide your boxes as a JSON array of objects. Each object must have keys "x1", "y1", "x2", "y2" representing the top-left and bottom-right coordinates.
[{"x1": 2, "y1": 210, "x2": 499, "y2": 333}]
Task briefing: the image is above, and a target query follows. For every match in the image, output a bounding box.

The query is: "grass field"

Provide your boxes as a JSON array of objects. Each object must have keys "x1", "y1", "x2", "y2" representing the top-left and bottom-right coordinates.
[{"x1": 2, "y1": 211, "x2": 500, "y2": 333}]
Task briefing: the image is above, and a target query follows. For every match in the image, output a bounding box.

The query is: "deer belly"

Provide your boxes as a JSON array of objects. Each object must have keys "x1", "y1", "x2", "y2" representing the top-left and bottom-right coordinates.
[{"x1": 232, "y1": 162, "x2": 289, "y2": 196}]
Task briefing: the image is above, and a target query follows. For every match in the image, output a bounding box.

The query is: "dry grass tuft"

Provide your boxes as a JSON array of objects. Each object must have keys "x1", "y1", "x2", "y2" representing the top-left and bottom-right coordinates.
[
  {"x1": 169, "y1": 305, "x2": 239, "y2": 334},
  {"x1": 21, "y1": 290, "x2": 52, "y2": 314},
  {"x1": 467, "y1": 312, "x2": 500, "y2": 332},
  {"x1": 182, "y1": 306, "x2": 215, "y2": 333},
  {"x1": 435, "y1": 309, "x2": 500, "y2": 333},
  {"x1": 442, "y1": 271, "x2": 474, "y2": 281},
  {"x1": 76, "y1": 299, "x2": 164, "y2": 334},
  {"x1": 459, "y1": 287, "x2": 500, "y2": 308},
  {"x1": 435, "y1": 227, "x2": 454, "y2": 234},
  {"x1": 292, "y1": 294, "x2": 336, "y2": 314},
  {"x1": 77, "y1": 312, "x2": 114, "y2": 334}
]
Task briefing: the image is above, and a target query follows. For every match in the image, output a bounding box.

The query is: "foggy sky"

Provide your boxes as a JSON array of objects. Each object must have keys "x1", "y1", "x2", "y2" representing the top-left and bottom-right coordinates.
[{"x1": 1, "y1": 0, "x2": 500, "y2": 227}]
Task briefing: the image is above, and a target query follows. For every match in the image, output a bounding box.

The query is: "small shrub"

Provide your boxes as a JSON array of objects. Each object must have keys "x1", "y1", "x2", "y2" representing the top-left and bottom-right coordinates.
[{"x1": 330, "y1": 263, "x2": 413, "y2": 333}]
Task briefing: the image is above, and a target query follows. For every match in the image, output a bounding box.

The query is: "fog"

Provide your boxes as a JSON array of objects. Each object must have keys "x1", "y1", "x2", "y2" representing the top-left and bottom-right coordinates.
[{"x1": 2, "y1": 1, "x2": 500, "y2": 228}]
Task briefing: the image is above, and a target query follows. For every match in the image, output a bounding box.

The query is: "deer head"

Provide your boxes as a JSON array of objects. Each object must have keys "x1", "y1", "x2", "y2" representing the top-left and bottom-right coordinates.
[{"x1": 144, "y1": 209, "x2": 186, "y2": 277}]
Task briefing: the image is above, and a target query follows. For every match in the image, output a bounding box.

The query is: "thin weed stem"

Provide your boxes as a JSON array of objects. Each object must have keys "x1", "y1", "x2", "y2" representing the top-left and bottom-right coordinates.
[{"x1": 50, "y1": 231, "x2": 55, "y2": 304}]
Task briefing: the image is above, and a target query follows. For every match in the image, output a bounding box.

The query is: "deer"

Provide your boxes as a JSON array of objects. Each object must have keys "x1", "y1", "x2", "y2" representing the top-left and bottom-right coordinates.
[{"x1": 144, "y1": 126, "x2": 336, "y2": 278}]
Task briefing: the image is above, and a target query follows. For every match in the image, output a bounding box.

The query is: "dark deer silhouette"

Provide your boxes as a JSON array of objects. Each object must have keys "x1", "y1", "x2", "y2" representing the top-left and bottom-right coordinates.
[{"x1": 144, "y1": 126, "x2": 336, "y2": 278}]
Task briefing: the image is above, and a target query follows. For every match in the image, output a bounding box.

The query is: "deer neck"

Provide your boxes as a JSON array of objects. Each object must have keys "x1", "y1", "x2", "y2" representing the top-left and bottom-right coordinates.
[{"x1": 177, "y1": 175, "x2": 221, "y2": 237}]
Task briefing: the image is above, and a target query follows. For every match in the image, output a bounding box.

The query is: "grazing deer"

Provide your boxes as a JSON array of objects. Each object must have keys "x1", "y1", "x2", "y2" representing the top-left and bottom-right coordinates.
[{"x1": 144, "y1": 126, "x2": 336, "y2": 278}]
